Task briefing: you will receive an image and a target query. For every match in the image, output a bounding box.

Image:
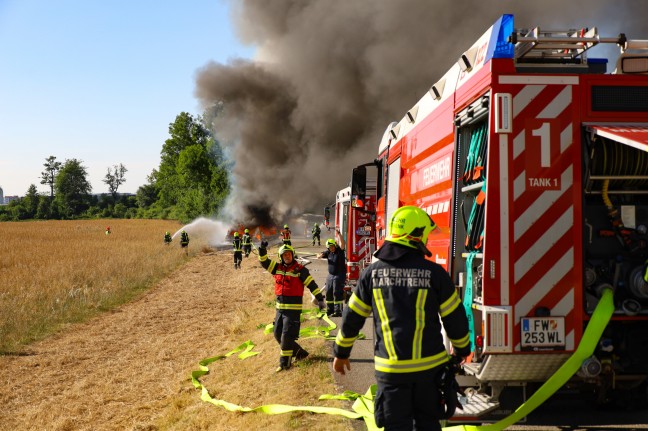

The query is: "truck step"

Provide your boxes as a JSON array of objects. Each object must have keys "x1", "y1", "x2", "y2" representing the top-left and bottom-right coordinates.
[
  {"x1": 462, "y1": 362, "x2": 481, "y2": 376},
  {"x1": 452, "y1": 391, "x2": 500, "y2": 419}
]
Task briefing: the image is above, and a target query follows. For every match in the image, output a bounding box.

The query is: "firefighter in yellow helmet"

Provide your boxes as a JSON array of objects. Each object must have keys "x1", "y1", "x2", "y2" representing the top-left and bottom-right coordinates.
[
  {"x1": 164, "y1": 231, "x2": 172, "y2": 245},
  {"x1": 318, "y1": 229, "x2": 346, "y2": 317},
  {"x1": 333, "y1": 206, "x2": 470, "y2": 429},
  {"x1": 258, "y1": 241, "x2": 325, "y2": 372},
  {"x1": 311, "y1": 222, "x2": 321, "y2": 246},
  {"x1": 180, "y1": 230, "x2": 189, "y2": 248},
  {"x1": 280, "y1": 224, "x2": 292, "y2": 246},
  {"x1": 242, "y1": 228, "x2": 253, "y2": 257},
  {"x1": 232, "y1": 232, "x2": 243, "y2": 269}
]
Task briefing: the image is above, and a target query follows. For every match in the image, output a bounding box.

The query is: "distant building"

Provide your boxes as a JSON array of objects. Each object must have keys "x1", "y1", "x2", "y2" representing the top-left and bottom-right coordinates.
[
  {"x1": 0, "y1": 186, "x2": 3, "y2": 205},
  {"x1": 4, "y1": 195, "x2": 19, "y2": 204}
]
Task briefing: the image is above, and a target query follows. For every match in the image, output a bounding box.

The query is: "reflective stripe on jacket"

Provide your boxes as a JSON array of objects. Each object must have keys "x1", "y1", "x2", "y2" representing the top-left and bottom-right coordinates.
[
  {"x1": 334, "y1": 243, "x2": 470, "y2": 377},
  {"x1": 258, "y1": 248, "x2": 323, "y2": 306}
]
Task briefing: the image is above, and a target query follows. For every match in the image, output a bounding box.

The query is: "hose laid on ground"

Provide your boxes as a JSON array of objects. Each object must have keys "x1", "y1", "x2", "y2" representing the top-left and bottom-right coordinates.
[{"x1": 192, "y1": 288, "x2": 613, "y2": 430}]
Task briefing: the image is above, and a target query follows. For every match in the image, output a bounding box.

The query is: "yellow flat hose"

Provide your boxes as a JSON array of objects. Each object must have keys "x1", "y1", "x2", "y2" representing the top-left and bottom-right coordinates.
[
  {"x1": 443, "y1": 288, "x2": 614, "y2": 431},
  {"x1": 192, "y1": 290, "x2": 613, "y2": 430}
]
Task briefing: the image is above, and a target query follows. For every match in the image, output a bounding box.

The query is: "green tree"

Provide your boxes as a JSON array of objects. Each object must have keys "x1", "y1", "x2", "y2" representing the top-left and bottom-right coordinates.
[
  {"x1": 36, "y1": 195, "x2": 52, "y2": 219},
  {"x1": 54, "y1": 159, "x2": 92, "y2": 218},
  {"x1": 23, "y1": 184, "x2": 40, "y2": 218},
  {"x1": 135, "y1": 170, "x2": 159, "y2": 209},
  {"x1": 40, "y1": 156, "x2": 62, "y2": 199},
  {"x1": 103, "y1": 163, "x2": 128, "y2": 201},
  {"x1": 154, "y1": 112, "x2": 230, "y2": 222}
]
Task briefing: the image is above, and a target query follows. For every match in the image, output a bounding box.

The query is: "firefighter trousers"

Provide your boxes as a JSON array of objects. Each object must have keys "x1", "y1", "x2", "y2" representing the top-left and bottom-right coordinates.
[
  {"x1": 233, "y1": 251, "x2": 242, "y2": 268},
  {"x1": 325, "y1": 274, "x2": 345, "y2": 315},
  {"x1": 273, "y1": 309, "x2": 302, "y2": 367},
  {"x1": 374, "y1": 368, "x2": 443, "y2": 431},
  {"x1": 243, "y1": 245, "x2": 251, "y2": 257}
]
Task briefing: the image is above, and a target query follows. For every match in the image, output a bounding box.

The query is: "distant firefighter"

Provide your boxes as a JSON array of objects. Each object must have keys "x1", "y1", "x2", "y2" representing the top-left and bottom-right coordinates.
[
  {"x1": 233, "y1": 232, "x2": 243, "y2": 269},
  {"x1": 324, "y1": 206, "x2": 331, "y2": 231},
  {"x1": 164, "y1": 231, "x2": 172, "y2": 245},
  {"x1": 180, "y1": 230, "x2": 190, "y2": 253},
  {"x1": 312, "y1": 223, "x2": 321, "y2": 246},
  {"x1": 105, "y1": 226, "x2": 111, "y2": 235},
  {"x1": 281, "y1": 224, "x2": 292, "y2": 246},
  {"x1": 242, "y1": 228, "x2": 252, "y2": 258}
]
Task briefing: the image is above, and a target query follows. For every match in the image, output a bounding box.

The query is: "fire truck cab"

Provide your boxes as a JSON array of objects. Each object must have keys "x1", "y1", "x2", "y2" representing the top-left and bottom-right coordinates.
[{"x1": 350, "y1": 14, "x2": 648, "y2": 419}]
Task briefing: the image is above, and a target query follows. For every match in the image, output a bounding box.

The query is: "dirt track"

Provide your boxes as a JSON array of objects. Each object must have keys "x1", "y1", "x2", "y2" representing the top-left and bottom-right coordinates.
[
  {"x1": 0, "y1": 250, "x2": 230, "y2": 429},
  {"x1": 0, "y1": 245, "x2": 357, "y2": 431}
]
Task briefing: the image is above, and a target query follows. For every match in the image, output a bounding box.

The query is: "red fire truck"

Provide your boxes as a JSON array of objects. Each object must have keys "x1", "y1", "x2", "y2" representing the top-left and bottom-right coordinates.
[
  {"x1": 334, "y1": 182, "x2": 377, "y2": 297},
  {"x1": 349, "y1": 14, "x2": 648, "y2": 419}
]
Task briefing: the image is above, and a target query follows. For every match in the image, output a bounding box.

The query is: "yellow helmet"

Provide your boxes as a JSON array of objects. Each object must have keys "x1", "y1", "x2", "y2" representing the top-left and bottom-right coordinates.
[
  {"x1": 277, "y1": 244, "x2": 296, "y2": 262},
  {"x1": 234, "y1": 232, "x2": 239, "y2": 237},
  {"x1": 244, "y1": 228, "x2": 249, "y2": 233},
  {"x1": 385, "y1": 206, "x2": 436, "y2": 256},
  {"x1": 284, "y1": 224, "x2": 289, "y2": 229},
  {"x1": 326, "y1": 238, "x2": 336, "y2": 248}
]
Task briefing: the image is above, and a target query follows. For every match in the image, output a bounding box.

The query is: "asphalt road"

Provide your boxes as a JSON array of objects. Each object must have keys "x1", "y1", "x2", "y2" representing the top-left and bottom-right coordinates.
[{"x1": 292, "y1": 237, "x2": 648, "y2": 431}]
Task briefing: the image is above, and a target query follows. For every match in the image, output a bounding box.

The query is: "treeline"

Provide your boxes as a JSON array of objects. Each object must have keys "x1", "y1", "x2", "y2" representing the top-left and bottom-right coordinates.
[{"x1": 0, "y1": 112, "x2": 230, "y2": 223}]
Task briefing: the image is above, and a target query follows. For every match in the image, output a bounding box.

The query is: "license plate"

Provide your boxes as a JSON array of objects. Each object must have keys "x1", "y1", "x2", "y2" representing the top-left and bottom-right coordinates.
[{"x1": 521, "y1": 317, "x2": 565, "y2": 351}]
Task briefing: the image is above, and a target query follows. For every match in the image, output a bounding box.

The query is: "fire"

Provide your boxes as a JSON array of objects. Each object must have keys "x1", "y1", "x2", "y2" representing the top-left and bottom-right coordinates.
[{"x1": 227, "y1": 224, "x2": 279, "y2": 241}]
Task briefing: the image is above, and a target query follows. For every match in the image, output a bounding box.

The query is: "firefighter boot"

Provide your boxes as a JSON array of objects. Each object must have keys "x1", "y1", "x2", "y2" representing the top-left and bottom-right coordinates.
[
  {"x1": 332, "y1": 303, "x2": 343, "y2": 317},
  {"x1": 326, "y1": 304, "x2": 335, "y2": 317},
  {"x1": 293, "y1": 344, "x2": 309, "y2": 361},
  {"x1": 275, "y1": 354, "x2": 292, "y2": 372}
]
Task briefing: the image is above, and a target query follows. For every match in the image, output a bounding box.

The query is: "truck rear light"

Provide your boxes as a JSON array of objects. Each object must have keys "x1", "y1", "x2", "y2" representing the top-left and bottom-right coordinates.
[{"x1": 476, "y1": 335, "x2": 484, "y2": 348}]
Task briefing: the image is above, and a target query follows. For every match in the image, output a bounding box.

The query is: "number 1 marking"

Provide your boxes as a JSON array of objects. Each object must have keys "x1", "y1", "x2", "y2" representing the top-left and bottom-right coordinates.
[{"x1": 532, "y1": 122, "x2": 551, "y2": 167}]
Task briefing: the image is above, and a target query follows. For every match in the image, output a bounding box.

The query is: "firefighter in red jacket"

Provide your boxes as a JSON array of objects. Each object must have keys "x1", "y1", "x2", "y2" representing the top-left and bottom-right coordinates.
[
  {"x1": 333, "y1": 206, "x2": 471, "y2": 430},
  {"x1": 280, "y1": 224, "x2": 292, "y2": 246},
  {"x1": 258, "y1": 241, "x2": 325, "y2": 372}
]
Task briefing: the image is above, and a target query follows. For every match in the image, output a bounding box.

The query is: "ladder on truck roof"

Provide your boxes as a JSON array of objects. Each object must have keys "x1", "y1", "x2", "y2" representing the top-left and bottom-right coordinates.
[{"x1": 510, "y1": 26, "x2": 625, "y2": 62}]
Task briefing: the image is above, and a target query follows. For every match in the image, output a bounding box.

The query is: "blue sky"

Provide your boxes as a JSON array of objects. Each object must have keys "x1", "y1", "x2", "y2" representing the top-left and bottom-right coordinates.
[{"x1": 0, "y1": 0, "x2": 253, "y2": 196}]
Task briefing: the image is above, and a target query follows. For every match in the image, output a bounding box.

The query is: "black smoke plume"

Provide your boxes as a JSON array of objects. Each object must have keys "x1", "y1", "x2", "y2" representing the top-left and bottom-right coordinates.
[{"x1": 195, "y1": 0, "x2": 647, "y2": 225}]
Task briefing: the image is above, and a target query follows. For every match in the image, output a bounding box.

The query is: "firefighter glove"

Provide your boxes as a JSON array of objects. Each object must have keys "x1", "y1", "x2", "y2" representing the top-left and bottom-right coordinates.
[{"x1": 318, "y1": 300, "x2": 326, "y2": 311}]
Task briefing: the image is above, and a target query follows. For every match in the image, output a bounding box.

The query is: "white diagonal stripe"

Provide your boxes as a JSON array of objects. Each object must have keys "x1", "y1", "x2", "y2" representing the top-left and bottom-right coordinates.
[
  {"x1": 514, "y1": 171, "x2": 526, "y2": 201},
  {"x1": 515, "y1": 247, "x2": 574, "y2": 317},
  {"x1": 560, "y1": 123, "x2": 572, "y2": 152},
  {"x1": 537, "y1": 86, "x2": 572, "y2": 119},
  {"x1": 513, "y1": 85, "x2": 545, "y2": 117},
  {"x1": 514, "y1": 206, "x2": 573, "y2": 284},
  {"x1": 553, "y1": 288, "x2": 575, "y2": 318},
  {"x1": 513, "y1": 129, "x2": 525, "y2": 159},
  {"x1": 514, "y1": 166, "x2": 573, "y2": 242}
]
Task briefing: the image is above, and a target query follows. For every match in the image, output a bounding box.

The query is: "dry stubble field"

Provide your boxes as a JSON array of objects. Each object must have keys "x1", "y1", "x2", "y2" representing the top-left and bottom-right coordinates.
[{"x1": 0, "y1": 220, "x2": 353, "y2": 431}]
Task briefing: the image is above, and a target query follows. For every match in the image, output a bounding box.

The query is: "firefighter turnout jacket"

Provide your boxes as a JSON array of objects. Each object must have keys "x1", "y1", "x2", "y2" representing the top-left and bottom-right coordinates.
[
  {"x1": 321, "y1": 247, "x2": 346, "y2": 276},
  {"x1": 334, "y1": 242, "x2": 470, "y2": 378},
  {"x1": 258, "y1": 247, "x2": 324, "y2": 310},
  {"x1": 281, "y1": 228, "x2": 291, "y2": 243}
]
